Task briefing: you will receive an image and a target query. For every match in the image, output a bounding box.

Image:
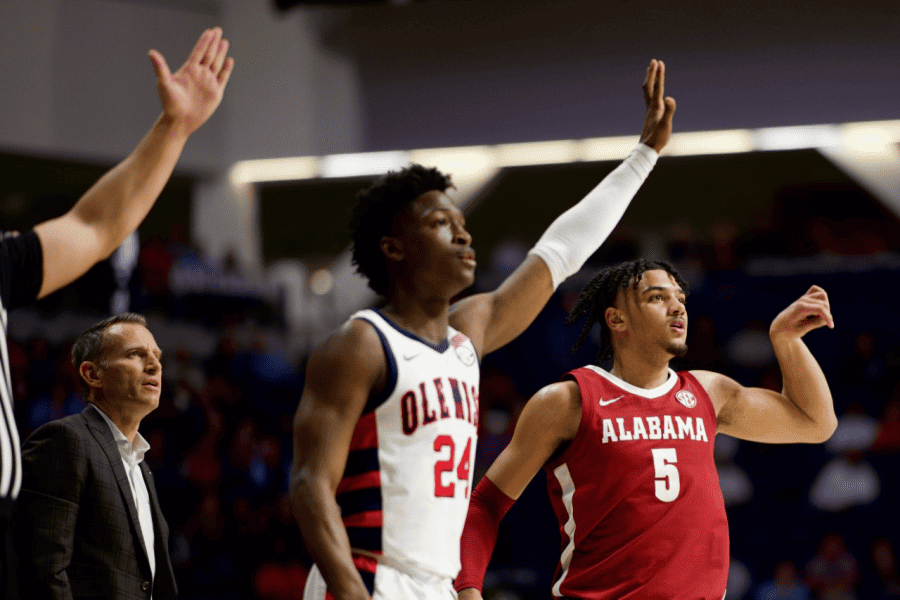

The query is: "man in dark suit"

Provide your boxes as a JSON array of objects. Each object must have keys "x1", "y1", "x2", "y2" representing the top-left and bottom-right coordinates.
[
  {"x1": 14, "y1": 313, "x2": 176, "y2": 599},
  {"x1": 0, "y1": 26, "x2": 233, "y2": 598}
]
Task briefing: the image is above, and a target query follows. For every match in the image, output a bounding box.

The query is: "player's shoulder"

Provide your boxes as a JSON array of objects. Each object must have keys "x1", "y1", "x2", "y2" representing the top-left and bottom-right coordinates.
[
  {"x1": 318, "y1": 316, "x2": 383, "y2": 362},
  {"x1": 522, "y1": 380, "x2": 582, "y2": 440},
  {"x1": 299, "y1": 318, "x2": 388, "y2": 407},
  {"x1": 686, "y1": 369, "x2": 738, "y2": 394},
  {"x1": 528, "y1": 380, "x2": 582, "y2": 419},
  {"x1": 541, "y1": 378, "x2": 582, "y2": 402},
  {"x1": 306, "y1": 315, "x2": 387, "y2": 384}
]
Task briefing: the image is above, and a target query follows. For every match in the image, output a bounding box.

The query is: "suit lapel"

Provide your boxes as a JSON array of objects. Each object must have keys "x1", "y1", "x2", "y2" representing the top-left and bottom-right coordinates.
[
  {"x1": 141, "y1": 462, "x2": 166, "y2": 538},
  {"x1": 141, "y1": 461, "x2": 177, "y2": 595},
  {"x1": 81, "y1": 405, "x2": 154, "y2": 571}
]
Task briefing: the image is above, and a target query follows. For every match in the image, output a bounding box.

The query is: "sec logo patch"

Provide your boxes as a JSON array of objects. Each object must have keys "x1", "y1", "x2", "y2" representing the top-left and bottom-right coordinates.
[
  {"x1": 676, "y1": 390, "x2": 697, "y2": 409},
  {"x1": 455, "y1": 345, "x2": 476, "y2": 367}
]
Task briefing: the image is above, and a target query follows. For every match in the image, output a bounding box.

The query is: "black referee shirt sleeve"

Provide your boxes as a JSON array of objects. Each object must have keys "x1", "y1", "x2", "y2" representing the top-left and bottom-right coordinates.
[{"x1": 0, "y1": 230, "x2": 44, "y2": 310}]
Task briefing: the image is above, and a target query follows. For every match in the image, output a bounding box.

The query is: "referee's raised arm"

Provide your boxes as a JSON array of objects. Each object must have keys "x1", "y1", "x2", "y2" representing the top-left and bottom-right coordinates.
[{"x1": 0, "y1": 27, "x2": 233, "y2": 598}]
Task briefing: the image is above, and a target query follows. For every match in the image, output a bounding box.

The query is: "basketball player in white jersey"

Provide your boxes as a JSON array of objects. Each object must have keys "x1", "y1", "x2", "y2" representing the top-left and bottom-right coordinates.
[{"x1": 289, "y1": 60, "x2": 677, "y2": 600}]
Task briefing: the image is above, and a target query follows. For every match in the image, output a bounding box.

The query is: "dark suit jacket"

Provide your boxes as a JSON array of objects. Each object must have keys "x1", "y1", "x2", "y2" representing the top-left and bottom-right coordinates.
[{"x1": 13, "y1": 405, "x2": 177, "y2": 600}]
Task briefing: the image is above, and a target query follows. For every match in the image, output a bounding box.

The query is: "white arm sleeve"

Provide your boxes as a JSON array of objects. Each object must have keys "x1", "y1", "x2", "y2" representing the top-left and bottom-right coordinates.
[{"x1": 528, "y1": 143, "x2": 658, "y2": 289}]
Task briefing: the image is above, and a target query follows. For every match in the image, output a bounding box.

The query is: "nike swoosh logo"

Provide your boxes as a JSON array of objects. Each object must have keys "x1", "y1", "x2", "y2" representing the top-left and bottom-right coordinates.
[
  {"x1": 598, "y1": 395, "x2": 625, "y2": 407},
  {"x1": 403, "y1": 353, "x2": 420, "y2": 361}
]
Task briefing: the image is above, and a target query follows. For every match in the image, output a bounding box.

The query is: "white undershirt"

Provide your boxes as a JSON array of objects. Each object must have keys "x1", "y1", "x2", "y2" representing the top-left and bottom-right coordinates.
[{"x1": 91, "y1": 404, "x2": 156, "y2": 590}]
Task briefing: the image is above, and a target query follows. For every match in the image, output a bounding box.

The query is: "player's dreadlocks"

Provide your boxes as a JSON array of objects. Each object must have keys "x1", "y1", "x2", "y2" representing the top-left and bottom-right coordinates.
[
  {"x1": 349, "y1": 164, "x2": 454, "y2": 296},
  {"x1": 566, "y1": 259, "x2": 688, "y2": 364}
]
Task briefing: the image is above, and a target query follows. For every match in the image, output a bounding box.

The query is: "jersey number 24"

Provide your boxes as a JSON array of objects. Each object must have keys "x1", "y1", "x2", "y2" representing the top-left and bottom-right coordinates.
[{"x1": 434, "y1": 435, "x2": 473, "y2": 498}]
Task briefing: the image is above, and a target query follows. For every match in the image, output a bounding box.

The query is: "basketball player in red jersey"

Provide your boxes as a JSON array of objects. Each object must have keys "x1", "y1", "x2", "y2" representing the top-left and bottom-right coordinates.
[
  {"x1": 456, "y1": 259, "x2": 837, "y2": 600},
  {"x1": 290, "y1": 63, "x2": 676, "y2": 600}
]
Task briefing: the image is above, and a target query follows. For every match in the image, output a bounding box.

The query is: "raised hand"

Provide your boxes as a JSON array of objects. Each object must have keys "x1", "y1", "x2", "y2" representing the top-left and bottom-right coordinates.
[
  {"x1": 770, "y1": 285, "x2": 835, "y2": 342},
  {"x1": 639, "y1": 59, "x2": 677, "y2": 153},
  {"x1": 148, "y1": 27, "x2": 234, "y2": 137}
]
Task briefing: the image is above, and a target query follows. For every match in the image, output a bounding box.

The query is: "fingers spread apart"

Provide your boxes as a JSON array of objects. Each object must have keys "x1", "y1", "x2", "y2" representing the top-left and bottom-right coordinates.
[
  {"x1": 186, "y1": 27, "x2": 232, "y2": 79},
  {"x1": 148, "y1": 49, "x2": 171, "y2": 82},
  {"x1": 188, "y1": 28, "x2": 216, "y2": 67}
]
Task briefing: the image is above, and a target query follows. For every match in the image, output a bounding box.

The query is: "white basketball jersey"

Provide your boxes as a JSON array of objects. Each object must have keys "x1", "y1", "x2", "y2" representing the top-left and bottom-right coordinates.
[{"x1": 339, "y1": 309, "x2": 480, "y2": 580}]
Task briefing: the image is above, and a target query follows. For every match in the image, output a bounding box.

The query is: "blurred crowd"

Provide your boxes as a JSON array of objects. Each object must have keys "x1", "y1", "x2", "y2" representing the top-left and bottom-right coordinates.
[{"x1": 9, "y1": 206, "x2": 900, "y2": 599}]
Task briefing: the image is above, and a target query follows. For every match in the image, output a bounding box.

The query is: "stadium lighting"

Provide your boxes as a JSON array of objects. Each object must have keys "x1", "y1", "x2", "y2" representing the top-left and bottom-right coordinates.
[
  {"x1": 318, "y1": 151, "x2": 409, "y2": 178},
  {"x1": 665, "y1": 130, "x2": 755, "y2": 156},
  {"x1": 494, "y1": 140, "x2": 581, "y2": 166},
  {"x1": 230, "y1": 156, "x2": 318, "y2": 186},
  {"x1": 309, "y1": 269, "x2": 335, "y2": 296},
  {"x1": 408, "y1": 146, "x2": 497, "y2": 179},
  {"x1": 230, "y1": 119, "x2": 900, "y2": 185},
  {"x1": 753, "y1": 125, "x2": 842, "y2": 151},
  {"x1": 579, "y1": 136, "x2": 645, "y2": 161},
  {"x1": 841, "y1": 120, "x2": 900, "y2": 153}
]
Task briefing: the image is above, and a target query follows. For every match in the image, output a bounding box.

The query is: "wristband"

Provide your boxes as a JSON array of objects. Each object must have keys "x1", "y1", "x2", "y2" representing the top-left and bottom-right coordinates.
[{"x1": 454, "y1": 477, "x2": 516, "y2": 593}]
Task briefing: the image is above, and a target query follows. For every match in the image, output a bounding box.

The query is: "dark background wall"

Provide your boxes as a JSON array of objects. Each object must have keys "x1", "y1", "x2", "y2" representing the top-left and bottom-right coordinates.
[{"x1": 320, "y1": 0, "x2": 899, "y2": 150}]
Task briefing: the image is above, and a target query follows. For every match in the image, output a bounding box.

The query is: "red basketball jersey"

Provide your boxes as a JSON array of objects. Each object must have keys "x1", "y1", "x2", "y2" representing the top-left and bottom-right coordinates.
[{"x1": 543, "y1": 366, "x2": 729, "y2": 600}]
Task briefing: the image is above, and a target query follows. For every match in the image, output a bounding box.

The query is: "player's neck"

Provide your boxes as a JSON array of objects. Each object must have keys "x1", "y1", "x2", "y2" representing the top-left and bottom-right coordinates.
[
  {"x1": 381, "y1": 296, "x2": 451, "y2": 346},
  {"x1": 609, "y1": 353, "x2": 671, "y2": 390}
]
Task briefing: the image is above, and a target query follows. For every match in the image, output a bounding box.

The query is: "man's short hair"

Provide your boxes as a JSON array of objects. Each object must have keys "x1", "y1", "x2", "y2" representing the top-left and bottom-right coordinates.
[
  {"x1": 349, "y1": 164, "x2": 453, "y2": 296},
  {"x1": 71, "y1": 312, "x2": 148, "y2": 397}
]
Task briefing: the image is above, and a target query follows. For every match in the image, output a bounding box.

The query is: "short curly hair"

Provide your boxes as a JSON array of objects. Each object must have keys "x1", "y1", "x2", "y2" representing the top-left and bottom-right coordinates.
[
  {"x1": 349, "y1": 164, "x2": 453, "y2": 296},
  {"x1": 566, "y1": 259, "x2": 688, "y2": 363}
]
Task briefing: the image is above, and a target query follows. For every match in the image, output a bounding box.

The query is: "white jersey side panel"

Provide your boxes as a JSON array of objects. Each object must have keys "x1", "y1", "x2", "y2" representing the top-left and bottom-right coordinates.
[{"x1": 339, "y1": 309, "x2": 480, "y2": 580}]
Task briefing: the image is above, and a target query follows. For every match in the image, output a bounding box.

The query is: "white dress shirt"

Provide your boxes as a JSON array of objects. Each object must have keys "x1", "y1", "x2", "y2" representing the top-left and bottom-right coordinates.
[{"x1": 91, "y1": 404, "x2": 156, "y2": 586}]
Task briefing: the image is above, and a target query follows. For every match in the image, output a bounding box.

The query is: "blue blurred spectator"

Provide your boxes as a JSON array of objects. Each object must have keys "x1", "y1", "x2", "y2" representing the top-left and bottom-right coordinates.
[
  {"x1": 728, "y1": 557, "x2": 753, "y2": 600},
  {"x1": 810, "y1": 405, "x2": 881, "y2": 536},
  {"x1": 755, "y1": 560, "x2": 811, "y2": 600}
]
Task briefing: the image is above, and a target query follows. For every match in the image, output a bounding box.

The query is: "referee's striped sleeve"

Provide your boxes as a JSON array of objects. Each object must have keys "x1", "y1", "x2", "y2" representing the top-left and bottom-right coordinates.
[{"x1": 0, "y1": 229, "x2": 44, "y2": 500}]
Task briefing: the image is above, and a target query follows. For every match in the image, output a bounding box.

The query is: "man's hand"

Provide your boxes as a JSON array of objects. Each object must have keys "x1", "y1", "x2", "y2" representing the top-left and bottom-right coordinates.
[
  {"x1": 639, "y1": 59, "x2": 676, "y2": 153},
  {"x1": 34, "y1": 27, "x2": 234, "y2": 299},
  {"x1": 148, "y1": 27, "x2": 234, "y2": 137},
  {"x1": 458, "y1": 588, "x2": 483, "y2": 600},
  {"x1": 770, "y1": 285, "x2": 835, "y2": 343}
]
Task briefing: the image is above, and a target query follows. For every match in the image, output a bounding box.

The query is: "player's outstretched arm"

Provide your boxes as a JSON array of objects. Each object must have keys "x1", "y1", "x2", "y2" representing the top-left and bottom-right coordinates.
[
  {"x1": 693, "y1": 285, "x2": 838, "y2": 444},
  {"x1": 450, "y1": 60, "x2": 676, "y2": 357},
  {"x1": 456, "y1": 381, "x2": 581, "y2": 599},
  {"x1": 290, "y1": 321, "x2": 384, "y2": 600},
  {"x1": 34, "y1": 27, "x2": 234, "y2": 299}
]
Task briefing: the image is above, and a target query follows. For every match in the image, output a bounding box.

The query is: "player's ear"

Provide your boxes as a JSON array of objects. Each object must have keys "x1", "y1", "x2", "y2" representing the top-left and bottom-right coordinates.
[
  {"x1": 380, "y1": 236, "x2": 404, "y2": 262},
  {"x1": 605, "y1": 307, "x2": 627, "y2": 332}
]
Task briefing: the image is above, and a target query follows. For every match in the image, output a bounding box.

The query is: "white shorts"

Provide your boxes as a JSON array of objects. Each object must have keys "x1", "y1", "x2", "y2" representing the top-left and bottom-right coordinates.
[{"x1": 302, "y1": 559, "x2": 457, "y2": 600}]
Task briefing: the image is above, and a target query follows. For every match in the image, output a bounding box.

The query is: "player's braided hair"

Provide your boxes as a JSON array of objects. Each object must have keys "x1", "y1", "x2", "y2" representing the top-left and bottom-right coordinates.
[
  {"x1": 349, "y1": 164, "x2": 454, "y2": 296},
  {"x1": 565, "y1": 259, "x2": 688, "y2": 363}
]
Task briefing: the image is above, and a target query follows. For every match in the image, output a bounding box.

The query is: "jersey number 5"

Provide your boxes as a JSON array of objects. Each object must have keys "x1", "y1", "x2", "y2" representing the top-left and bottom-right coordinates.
[
  {"x1": 651, "y1": 448, "x2": 680, "y2": 502},
  {"x1": 434, "y1": 435, "x2": 472, "y2": 498}
]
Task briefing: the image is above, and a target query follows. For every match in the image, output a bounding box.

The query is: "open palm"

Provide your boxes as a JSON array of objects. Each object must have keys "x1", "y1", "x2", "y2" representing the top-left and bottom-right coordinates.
[{"x1": 148, "y1": 27, "x2": 234, "y2": 136}]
